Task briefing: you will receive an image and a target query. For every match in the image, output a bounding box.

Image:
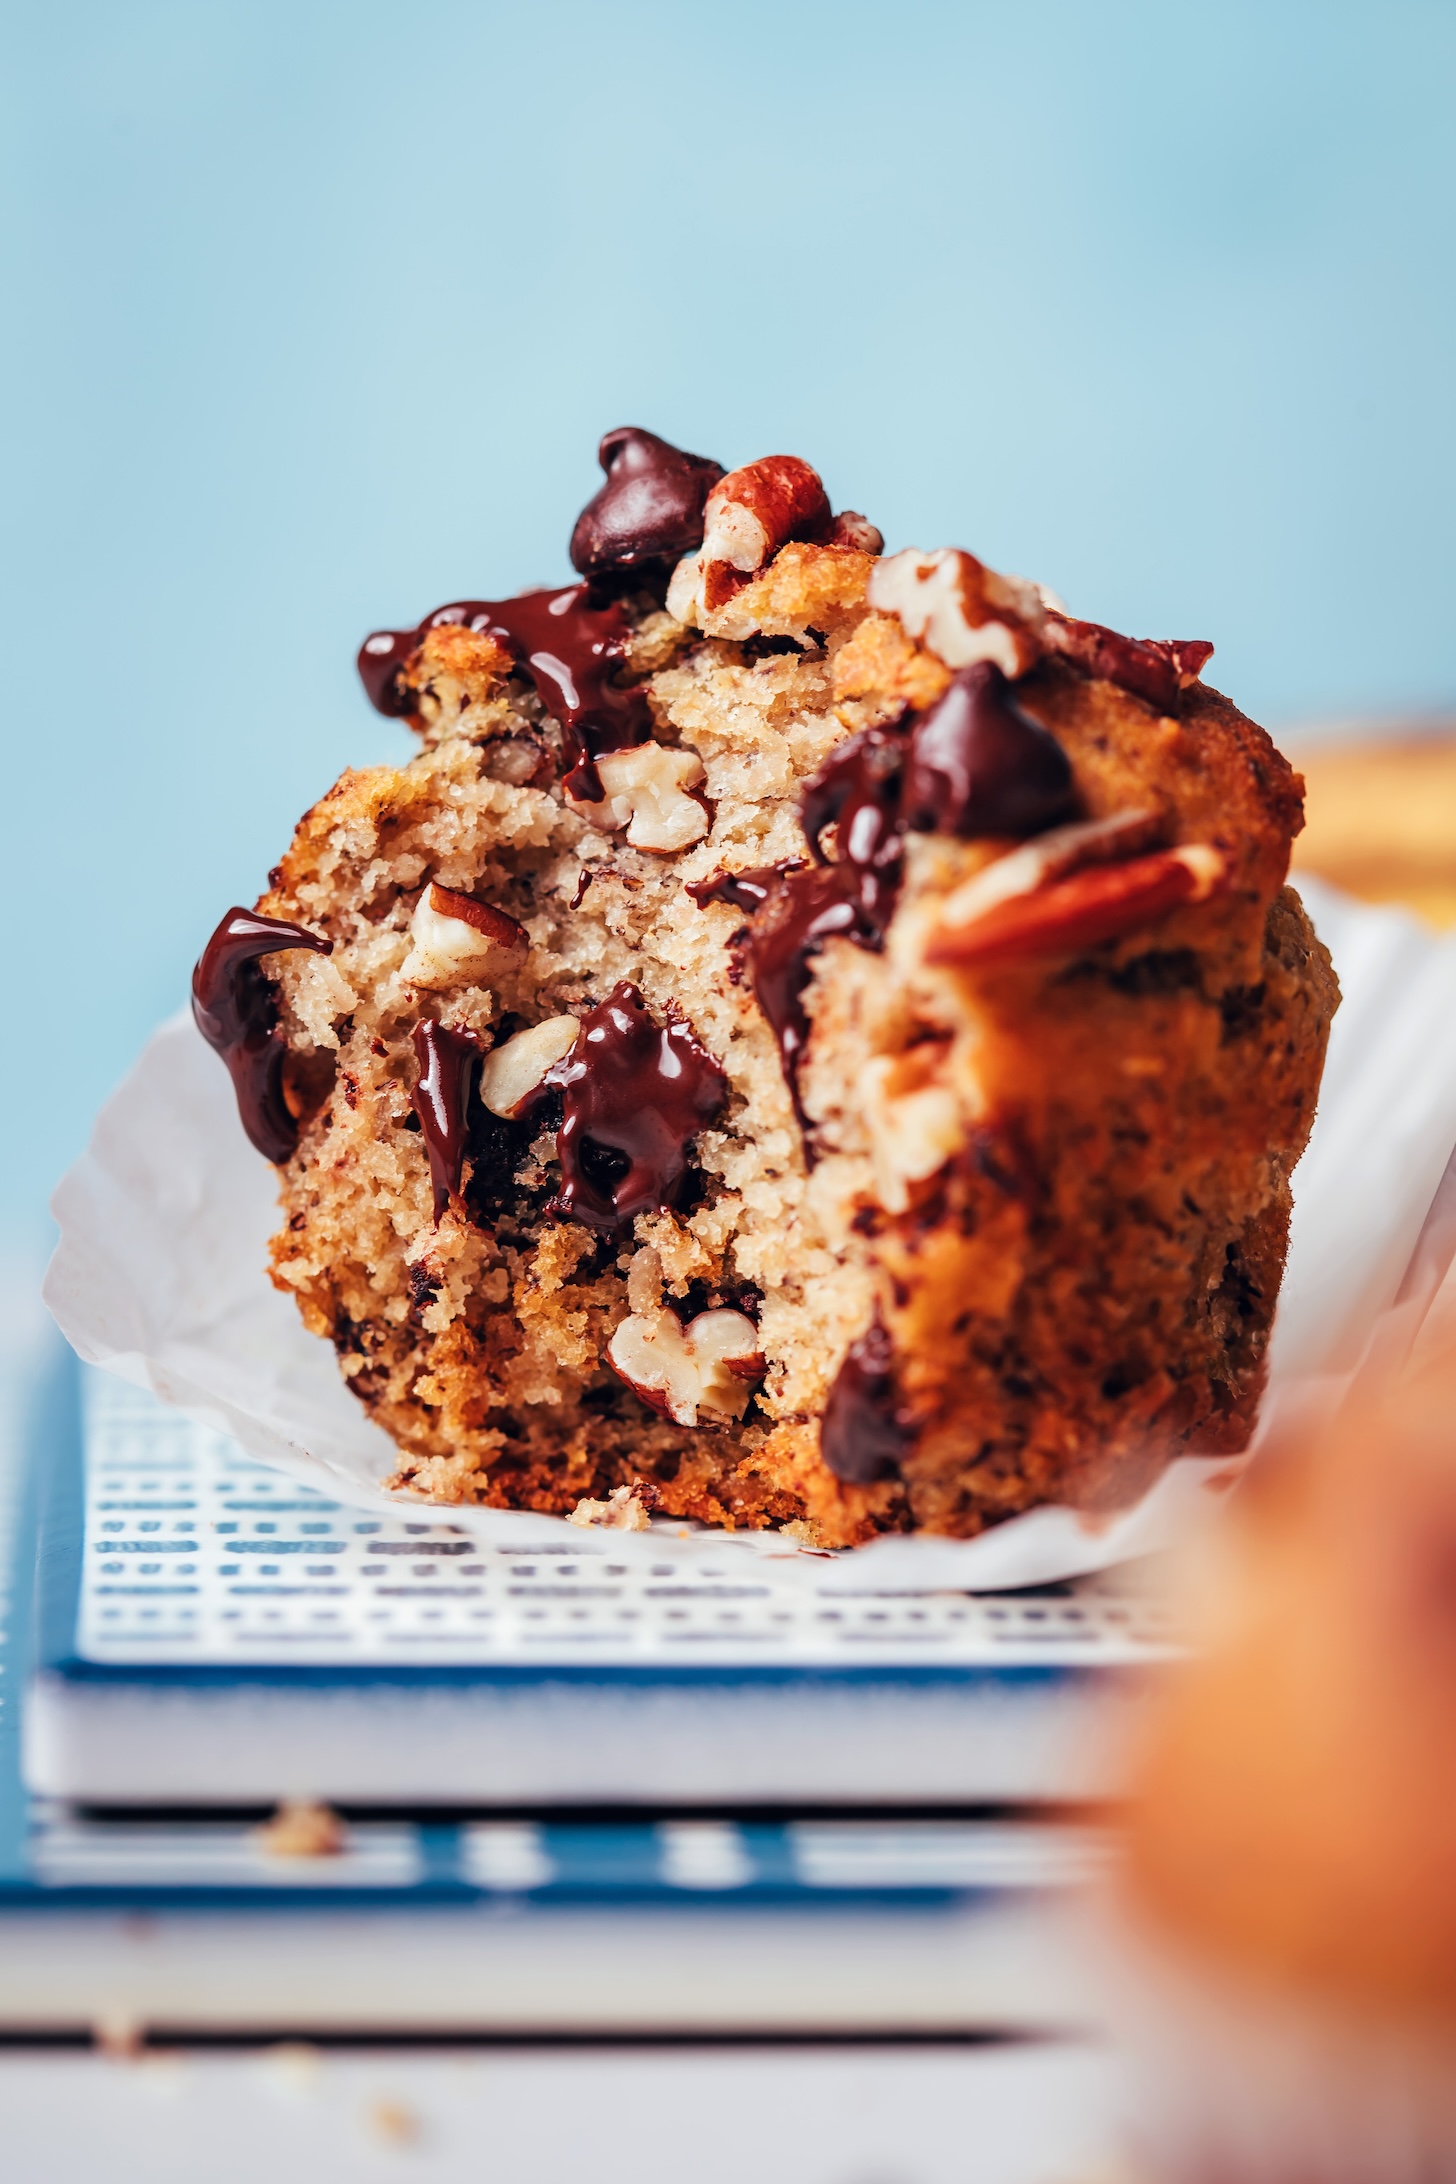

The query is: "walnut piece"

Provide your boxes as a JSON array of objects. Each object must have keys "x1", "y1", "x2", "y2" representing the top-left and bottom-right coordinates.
[
  {"x1": 567, "y1": 743, "x2": 709, "y2": 853},
  {"x1": 607, "y1": 1307, "x2": 764, "y2": 1427},
  {"x1": 400, "y1": 881, "x2": 527, "y2": 987},
  {"x1": 478, "y1": 1016, "x2": 580, "y2": 1118},
  {"x1": 867, "y1": 547, "x2": 1046, "y2": 679}
]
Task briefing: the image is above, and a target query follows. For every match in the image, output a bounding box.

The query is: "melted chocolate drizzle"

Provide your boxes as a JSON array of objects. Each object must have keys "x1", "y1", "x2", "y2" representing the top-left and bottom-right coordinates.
[
  {"x1": 685, "y1": 866, "x2": 793, "y2": 913},
  {"x1": 358, "y1": 586, "x2": 649, "y2": 800},
  {"x1": 569, "y1": 427, "x2": 724, "y2": 580},
  {"x1": 820, "y1": 1318, "x2": 915, "y2": 1483},
  {"x1": 410, "y1": 1021, "x2": 484, "y2": 1224},
  {"x1": 533, "y1": 981, "x2": 726, "y2": 1233},
  {"x1": 695, "y1": 673, "x2": 1080, "y2": 1139},
  {"x1": 901, "y1": 663, "x2": 1077, "y2": 839},
  {"x1": 742, "y1": 729, "x2": 906, "y2": 1138},
  {"x1": 192, "y1": 908, "x2": 332, "y2": 1163}
]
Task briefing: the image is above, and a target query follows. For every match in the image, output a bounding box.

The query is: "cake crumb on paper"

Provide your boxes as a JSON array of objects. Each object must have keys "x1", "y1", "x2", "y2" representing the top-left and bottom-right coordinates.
[
  {"x1": 253, "y1": 1799, "x2": 348, "y2": 1859},
  {"x1": 568, "y1": 1485, "x2": 653, "y2": 1532}
]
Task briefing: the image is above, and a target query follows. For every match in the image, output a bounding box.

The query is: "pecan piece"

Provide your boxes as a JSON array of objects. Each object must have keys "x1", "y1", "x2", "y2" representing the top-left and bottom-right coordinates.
[{"x1": 925, "y1": 844, "x2": 1228, "y2": 967}]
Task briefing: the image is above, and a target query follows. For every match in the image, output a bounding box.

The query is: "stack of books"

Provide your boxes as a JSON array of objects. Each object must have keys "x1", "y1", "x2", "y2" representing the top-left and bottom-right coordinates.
[{"x1": 0, "y1": 1356, "x2": 1178, "y2": 2042}]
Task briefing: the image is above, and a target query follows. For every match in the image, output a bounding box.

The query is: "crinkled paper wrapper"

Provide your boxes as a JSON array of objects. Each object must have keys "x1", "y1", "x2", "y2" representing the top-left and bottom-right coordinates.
[{"x1": 44, "y1": 879, "x2": 1456, "y2": 1593}]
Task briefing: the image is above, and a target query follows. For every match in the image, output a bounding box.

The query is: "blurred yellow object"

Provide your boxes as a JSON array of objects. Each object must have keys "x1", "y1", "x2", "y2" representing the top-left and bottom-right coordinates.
[{"x1": 1290, "y1": 731, "x2": 1456, "y2": 927}]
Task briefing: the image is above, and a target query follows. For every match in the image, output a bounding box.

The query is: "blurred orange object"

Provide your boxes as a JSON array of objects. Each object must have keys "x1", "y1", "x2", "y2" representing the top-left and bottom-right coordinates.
[
  {"x1": 1114, "y1": 1351, "x2": 1456, "y2": 2178},
  {"x1": 1125, "y1": 1357, "x2": 1456, "y2": 2021},
  {"x1": 1291, "y1": 731, "x2": 1456, "y2": 928}
]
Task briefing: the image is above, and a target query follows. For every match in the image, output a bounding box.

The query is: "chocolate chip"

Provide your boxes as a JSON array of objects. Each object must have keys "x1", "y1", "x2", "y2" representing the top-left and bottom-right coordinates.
[
  {"x1": 820, "y1": 1318, "x2": 915, "y2": 1483},
  {"x1": 192, "y1": 908, "x2": 333, "y2": 1163},
  {"x1": 410, "y1": 1020, "x2": 484, "y2": 1224},
  {"x1": 531, "y1": 981, "x2": 727, "y2": 1233},
  {"x1": 358, "y1": 586, "x2": 650, "y2": 800},
  {"x1": 569, "y1": 427, "x2": 725, "y2": 579},
  {"x1": 732, "y1": 731, "x2": 907, "y2": 1146},
  {"x1": 686, "y1": 865, "x2": 791, "y2": 913},
  {"x1": 902, "y1": 663, "x2": 1077, "y2": 840}
]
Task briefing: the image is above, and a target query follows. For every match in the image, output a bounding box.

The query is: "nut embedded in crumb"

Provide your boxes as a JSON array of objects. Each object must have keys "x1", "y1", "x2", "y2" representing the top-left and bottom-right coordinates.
[
  {"x1": 607, "y1": 1307, "x2": 764, "y2": 1426},
  {"x1": 567, "y1": 1484, "x2": 653, "y2": 1531},
  {"x1": 253, "y1": 1799, "x2": 348, "y2": 1859},
  {"x1": 478, "y1": 1015, "x2": 580, "y2": 1118},
  {"x1": 400, "y1": 880, "x2": 528, "y2": 986},
  {"x1": 568, "y1": 743, "x2": 709, "y2": 853},
  {"x1": 925, "y1": 842, "x2": 1229, "y2": 968},
  {"x1": 702, "y1": 455, "x2": 830, "y2": 574},
  {"x1": 868, "y1": 546, "x2": 1046, "y2": 679},
  {"x1": 932, "y1": 809, "x2": 1164, "y2": 936}
]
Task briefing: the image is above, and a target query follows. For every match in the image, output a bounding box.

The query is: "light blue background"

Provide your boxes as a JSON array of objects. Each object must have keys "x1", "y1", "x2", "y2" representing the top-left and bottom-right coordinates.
[{"x1": 5, "y1": 0, "x2": 1454, "y2": 1262}]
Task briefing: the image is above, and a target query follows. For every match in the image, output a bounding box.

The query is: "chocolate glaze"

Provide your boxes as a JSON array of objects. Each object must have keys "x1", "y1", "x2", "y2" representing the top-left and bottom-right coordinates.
[
  {"x1": 532, "y1": 981, "x2": 726, "y2": 1232},
  {"x1": 701, "y1": 677, "x2": 1080, "y2": 1138},
  {"x1": 358, "y1": 586, "x2": 649, "y2": 800},
  {"x1": 570, "y1": 427, "x2": 725, "y2": 579},
  {"x1": 411, "y1": 1020, "x2": 484, "y2": 1224},
  {"x1": 799, "y1": 726, "x2": 905, "y2": 897},
  {"x1": 685, "y1": 866, "x2": 794, "y2": 913},
  {"x1": 901, "y1": 663, "x2": 1077, "y2": 839},
  {"x1": 192, "y1": 908, "x2": 332, "y2": 1163},
  {"x1": 1046, "y1": 615, "x2": 1214, "y2": 714},
  {"x1": 820, "y1": 1318, "x2": 915, "y2": 1483},
  {"x1": 747, "y1": 871, "x2": 875, "y2": 1136},
  {"x1": 742, "y1": 730, "x2": 906, "y2": 1136}
]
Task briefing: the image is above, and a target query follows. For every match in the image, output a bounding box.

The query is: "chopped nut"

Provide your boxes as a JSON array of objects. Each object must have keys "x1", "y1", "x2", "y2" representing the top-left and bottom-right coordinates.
[
  {"x1": 478, "y1": 1015, "x2": 581, "y2": 1118},
  {"x1": 867, "y1": 547, "x2": 1046, "y2": 679},
  {"x1": 860, "y1": 1048, "x2": 964, "y2": 1214},
  {"x1": 567, "y1": 743, "x2": 709, "y2": 853},
  {"x1": 1043, "y1": 614, "x2": 1214, "y2": 712},
  {"x1": 934, "y1": 809, "x2": 1165, "y2": 933},
  {"x1": 607, "y1": 1306, "x2": 764, "y2": 1427},
  {"x1": 567, "y1": 1485, "x2": 653, "y2": 1532},
  {"x1": 400, "y1": 880, "x2": 527, "y2": 987},
  {"x1": 680, "y1": 539, "x2": 875, "y2": 644},
  {"x1": 703, "y1": 455, "x2": 830, "y2": 574},
  {"x1": 926, "y1": 842, "x2": 1229, "y2": 968},
  {"x1": 829, "y1": 510, "x2": 884, "y2": 554},
  {"x1": 665, "y1": 550, "x2": 705, "y2": 625},
  {"x1": 667, "y1": 454, "x2": 833, "y2": 625}
]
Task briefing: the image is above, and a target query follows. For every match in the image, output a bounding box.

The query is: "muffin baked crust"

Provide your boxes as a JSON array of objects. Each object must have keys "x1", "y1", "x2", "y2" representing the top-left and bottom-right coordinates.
[{"x1": 197, "y1": 433, "x2": 1338, "y2": 1544}]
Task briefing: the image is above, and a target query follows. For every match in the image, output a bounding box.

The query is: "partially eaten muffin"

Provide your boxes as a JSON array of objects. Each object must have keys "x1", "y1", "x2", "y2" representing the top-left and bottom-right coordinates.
[{"x1": 193, "y1": 427, "x2": 1338, "y2": 1544}]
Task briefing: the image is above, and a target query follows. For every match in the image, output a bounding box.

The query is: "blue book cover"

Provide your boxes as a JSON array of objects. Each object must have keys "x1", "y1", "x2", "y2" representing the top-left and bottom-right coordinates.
[
  {"x1": 0, "y1": 1349, "x2": 1129, "y2": 2034},
  {"x1": 17, "y1": 1358, "x2": 1172, "y2": 1818}
]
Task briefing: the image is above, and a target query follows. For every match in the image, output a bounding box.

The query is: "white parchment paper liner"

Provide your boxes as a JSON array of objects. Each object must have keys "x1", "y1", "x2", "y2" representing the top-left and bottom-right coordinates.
[{"x1": 43, "y1": 878, "x2": 1456, "y2": 1592}]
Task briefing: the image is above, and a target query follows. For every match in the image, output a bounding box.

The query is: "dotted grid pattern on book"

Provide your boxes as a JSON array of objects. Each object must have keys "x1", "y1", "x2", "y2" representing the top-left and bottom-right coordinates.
[{"x1": 77, "y1": 1374, "x2": 1181, "y2": 1668}]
